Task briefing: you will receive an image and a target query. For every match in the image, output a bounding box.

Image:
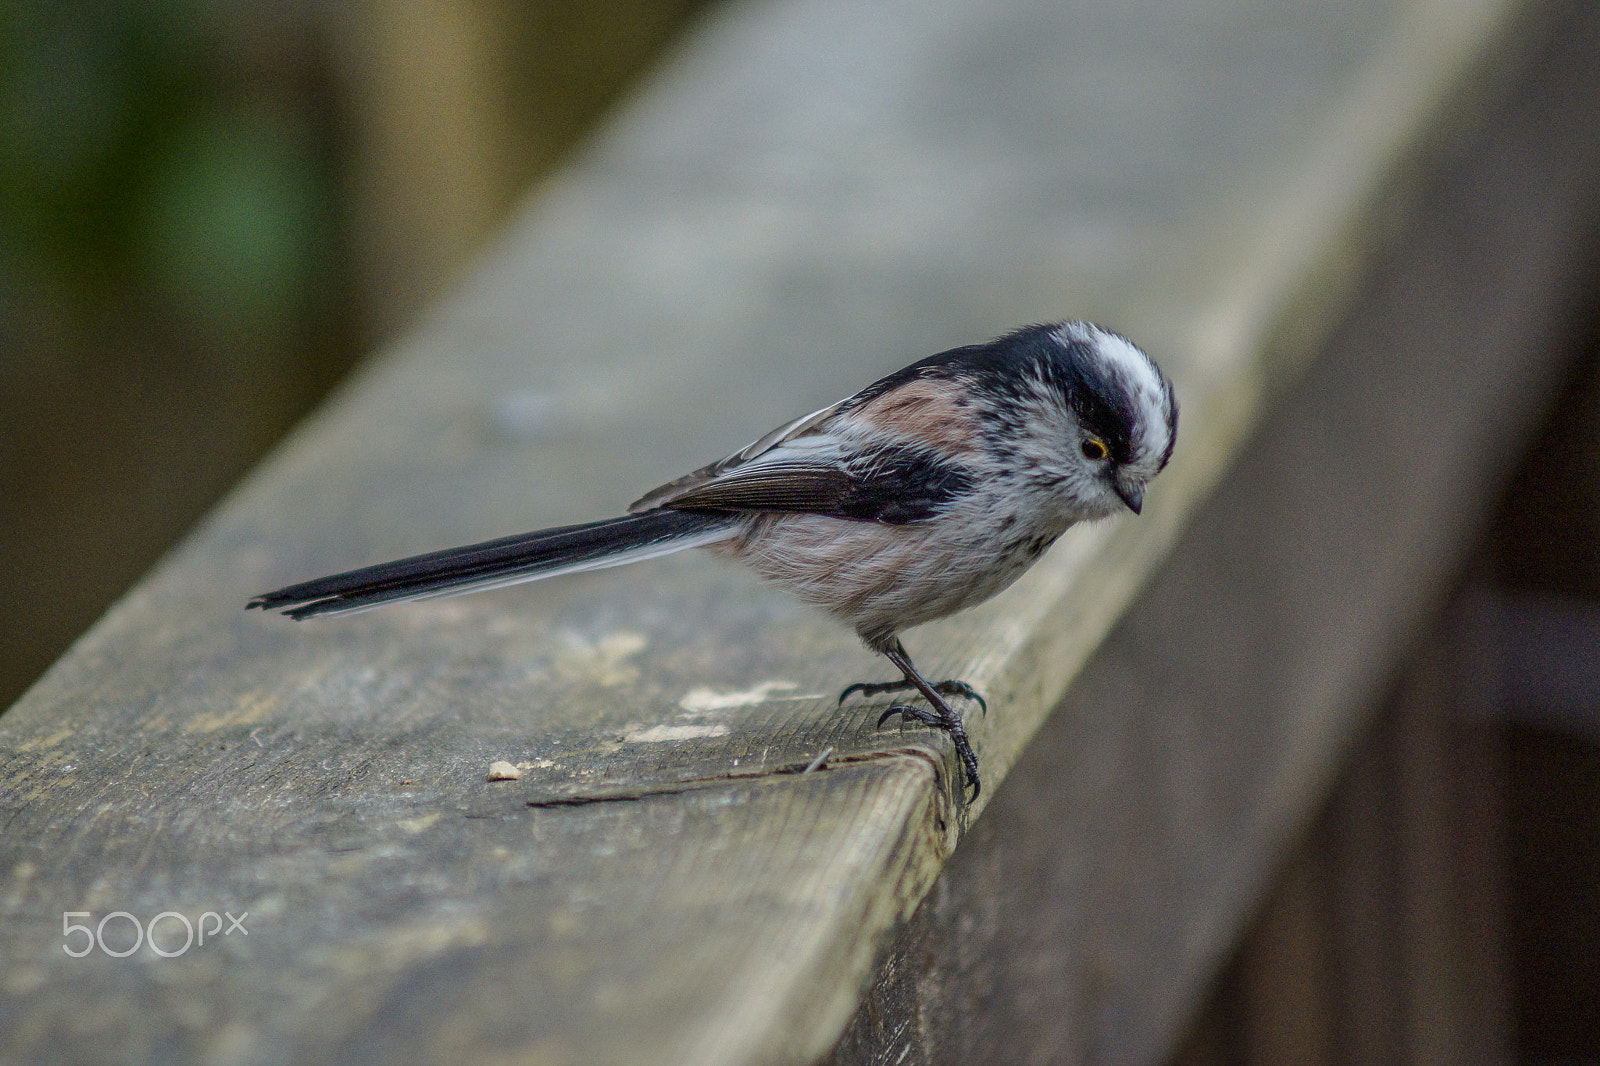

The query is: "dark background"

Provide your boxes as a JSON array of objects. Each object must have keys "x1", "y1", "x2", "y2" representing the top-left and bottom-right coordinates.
[{"x1": 0, "y1": 0, "x2": 707, "y2": 711}]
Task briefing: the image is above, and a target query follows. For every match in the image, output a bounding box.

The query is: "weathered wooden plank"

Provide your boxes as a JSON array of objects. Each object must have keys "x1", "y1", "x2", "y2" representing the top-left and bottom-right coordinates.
[
  {"x1": 4, "y1": 757, "x2": 945, "y2": 1063},
  {"x1": 0, "y1": 0, "x2": 1565, "y2": 1061}
]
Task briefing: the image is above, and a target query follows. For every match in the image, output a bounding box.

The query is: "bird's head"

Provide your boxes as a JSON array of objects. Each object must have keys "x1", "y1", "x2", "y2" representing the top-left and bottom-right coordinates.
[{"x1": 996, "y1": 321, "x2": 1178, "y2": 521}]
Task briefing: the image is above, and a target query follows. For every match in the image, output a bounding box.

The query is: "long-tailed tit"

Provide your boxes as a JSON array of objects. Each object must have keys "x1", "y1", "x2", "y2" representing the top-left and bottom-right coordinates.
[{"x1": 250, "y1": 321, "x2": 1178, "y2": 795}]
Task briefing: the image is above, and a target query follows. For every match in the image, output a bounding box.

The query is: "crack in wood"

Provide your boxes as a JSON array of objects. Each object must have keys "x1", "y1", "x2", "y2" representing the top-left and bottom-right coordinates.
[{"x1": 520, "y1": 746, "x2": 948, "y2": 809}]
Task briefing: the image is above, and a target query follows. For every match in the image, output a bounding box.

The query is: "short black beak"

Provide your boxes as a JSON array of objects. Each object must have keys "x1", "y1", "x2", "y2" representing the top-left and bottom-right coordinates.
[{"x1": 1116, "y1": 482, "x2": 1144, "y2": 515}]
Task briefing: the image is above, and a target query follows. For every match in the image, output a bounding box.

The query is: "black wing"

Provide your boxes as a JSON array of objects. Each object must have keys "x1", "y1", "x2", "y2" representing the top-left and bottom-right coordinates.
[{"x1": 650, "y1": 443, "x2": 975, "y2": 524}]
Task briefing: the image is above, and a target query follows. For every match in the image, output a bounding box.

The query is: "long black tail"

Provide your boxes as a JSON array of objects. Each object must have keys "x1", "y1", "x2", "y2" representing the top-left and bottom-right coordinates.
[{"x1": 248, "y1": 509, "x2": 738, "y2": 620}]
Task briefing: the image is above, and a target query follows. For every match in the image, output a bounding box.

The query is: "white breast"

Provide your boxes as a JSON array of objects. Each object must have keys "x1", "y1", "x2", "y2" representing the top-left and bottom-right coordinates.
[{"x1": 716, "y1": 505, "x2": 1058, "y2": 651}]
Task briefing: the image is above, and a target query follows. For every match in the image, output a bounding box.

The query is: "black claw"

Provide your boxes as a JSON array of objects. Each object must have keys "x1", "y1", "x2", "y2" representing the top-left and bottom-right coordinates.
[
  {"x1": 839, "y1": 678, "x2": 918, "y2": 704},
  {"x1": 840, "y1": 677, "x2": 987, "y2": 715},
  {"x1": 876, "y1": 703, "x2": 943, "y2": 729},
  {"x1": 952, "y1": 734, "x2": 982, "y2": 799},
  {"x1": 935, "y1": 681, "x2": 987, "y2": 716},
  {"x1": 873, "y1": 704, "x2": 982, "y2": 799},
  {"x1": 837, "y1": 680, "x2": 883, "y2": 705},
  {"x1": 859, "y1": 640, "x2": 984, "y2": 800}
]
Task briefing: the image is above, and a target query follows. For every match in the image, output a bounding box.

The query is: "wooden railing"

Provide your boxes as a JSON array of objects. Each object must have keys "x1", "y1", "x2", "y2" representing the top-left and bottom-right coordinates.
[{"x1": 4, "y1": 0, "x2": 1598, "y2": 1062}]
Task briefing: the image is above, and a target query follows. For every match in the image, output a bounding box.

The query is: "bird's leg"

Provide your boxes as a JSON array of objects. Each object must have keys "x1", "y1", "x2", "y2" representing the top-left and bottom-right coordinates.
[
  {"x1": 839, "y1": 677, "x2": 987, "y2": 715},
  {"x1": 870, "y1": 639, "x2": 982, "y2": 797}
]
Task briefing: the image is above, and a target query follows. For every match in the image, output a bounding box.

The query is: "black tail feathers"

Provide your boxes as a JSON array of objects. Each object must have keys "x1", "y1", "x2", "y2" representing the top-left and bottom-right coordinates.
[{"x1": 248, "y1": 509, "x2": 737, "y2": 620}]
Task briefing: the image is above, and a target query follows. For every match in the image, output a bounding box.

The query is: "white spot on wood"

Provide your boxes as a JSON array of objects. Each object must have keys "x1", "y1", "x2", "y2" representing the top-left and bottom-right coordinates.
[
  {"x1": 487, "y1": 761, "x2": 523, "y2": 781},
  {"x1": 625, "y1": 724, "x2": 731, "y2": 743},
  {"x1": 551, "y1": 630, "x2": 649, "y2": 687},
  {"x1": 677, "y1": 680, "x2": 824, "y2": 714},
  {"x1": 398, "y1": 813, "x2": 444, "y2": 834}
]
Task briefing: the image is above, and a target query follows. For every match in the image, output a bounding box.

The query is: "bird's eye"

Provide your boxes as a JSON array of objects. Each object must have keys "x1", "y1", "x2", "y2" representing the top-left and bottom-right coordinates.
[{"x1": 1080, "y1": 438, "x2": 1107, "y2": 461}]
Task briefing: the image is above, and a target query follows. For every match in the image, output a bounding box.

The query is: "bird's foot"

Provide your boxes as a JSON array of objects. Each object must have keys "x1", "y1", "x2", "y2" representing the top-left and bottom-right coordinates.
[
  {"x1": 874, "y1": 703, "x2": 982, "y2": 799},
  {"x1": 840, "y1": 678, "x2": 987, "y2": 716},
  {"x1": 875, "y1": 703, "x2": 942, "y2": 729}
]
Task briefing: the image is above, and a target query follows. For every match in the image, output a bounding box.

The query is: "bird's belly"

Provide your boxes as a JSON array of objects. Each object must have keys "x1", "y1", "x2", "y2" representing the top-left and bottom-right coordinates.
[{"x1": 717, "y1": 513, "x2": 1049, "y2": 647}]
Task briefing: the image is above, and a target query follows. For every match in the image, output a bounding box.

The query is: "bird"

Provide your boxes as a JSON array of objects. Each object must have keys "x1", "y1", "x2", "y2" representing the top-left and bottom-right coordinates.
[{"x1": 249, "y1": 321, "x2": 1178, "y2": 797}]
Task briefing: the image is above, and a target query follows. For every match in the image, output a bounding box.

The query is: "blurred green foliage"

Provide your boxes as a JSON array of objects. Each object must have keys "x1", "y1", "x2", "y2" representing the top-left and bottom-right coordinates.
[
  {"x1": 0, "y1": 0, "x2": 341, "y2": 357},
  {"x1": 0, "y1": 0, "x2": 353, "y2": 711}
]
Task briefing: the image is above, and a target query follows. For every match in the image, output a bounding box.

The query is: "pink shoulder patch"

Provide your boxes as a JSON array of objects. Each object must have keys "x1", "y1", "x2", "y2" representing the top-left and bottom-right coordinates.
[{"x1": 853, "y1": 379, "x2": 979, "y2": 452}]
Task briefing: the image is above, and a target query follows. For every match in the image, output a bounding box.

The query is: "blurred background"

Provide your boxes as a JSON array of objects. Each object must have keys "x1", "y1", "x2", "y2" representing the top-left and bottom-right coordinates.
[{"x1": 0, "y1": 0, "x2": 707, "y2": 710}]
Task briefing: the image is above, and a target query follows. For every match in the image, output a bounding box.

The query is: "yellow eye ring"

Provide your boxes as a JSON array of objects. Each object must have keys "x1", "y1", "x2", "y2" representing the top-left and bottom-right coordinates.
[{"x1": 1080, "y1": 438, "x2": 1107, "y2": 461}]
